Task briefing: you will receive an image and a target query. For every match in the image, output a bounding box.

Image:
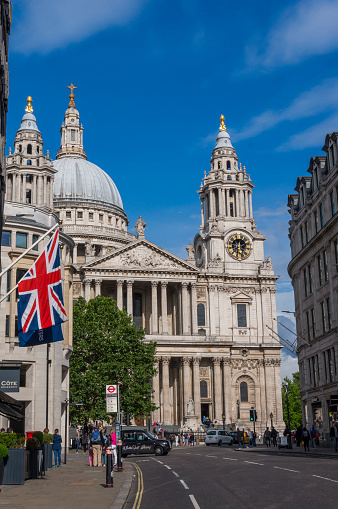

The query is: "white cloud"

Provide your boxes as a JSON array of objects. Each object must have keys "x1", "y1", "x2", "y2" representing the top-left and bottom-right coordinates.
[
  {"x1": 12, "y1": 0, "x2": 147, "y2": 55},
  {"x1": 247, "y1": 0, "x2": 338, "y2": 69},
  {"x1": 276, "y1": 292, "x2": 295, "y2": 318},
  {"x1": 254, "y1": 205, "x2": 287, "y2": 219},
  {"x1": 280, "y1": 351, "x2": 299, "y2": 381}
]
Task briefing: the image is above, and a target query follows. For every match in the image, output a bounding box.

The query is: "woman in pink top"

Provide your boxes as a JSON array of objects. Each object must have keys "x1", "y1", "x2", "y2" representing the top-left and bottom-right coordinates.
[{"x1": 110, "y1": 430, "x2": 117, "y2": 465}]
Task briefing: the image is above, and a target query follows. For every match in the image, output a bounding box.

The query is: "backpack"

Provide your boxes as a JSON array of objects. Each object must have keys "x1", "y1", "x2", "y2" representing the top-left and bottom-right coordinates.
[
  {"x1": 302, "y1": 430, "x2": 308, "y2": 438},
  {"x1": 91, "y1": 429, "x2": 101, "y2": 444}
]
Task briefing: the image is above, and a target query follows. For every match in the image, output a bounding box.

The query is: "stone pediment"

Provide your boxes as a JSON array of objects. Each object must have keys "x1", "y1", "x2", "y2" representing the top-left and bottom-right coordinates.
[
  {"x1": 230, "y1": 291, "x2": 252, "y2": 303},
  {"x1": 83, "y1": 240, "x2": 198, "y2": 272}
]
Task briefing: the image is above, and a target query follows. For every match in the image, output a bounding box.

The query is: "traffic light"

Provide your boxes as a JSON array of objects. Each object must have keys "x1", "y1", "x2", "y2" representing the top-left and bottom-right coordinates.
[
  {"x1": 250, "y1": 409, "x2": 257, "y2": 422},
  {"x1": 125, "y1": 413, "x2": 131, "y2": 426}
]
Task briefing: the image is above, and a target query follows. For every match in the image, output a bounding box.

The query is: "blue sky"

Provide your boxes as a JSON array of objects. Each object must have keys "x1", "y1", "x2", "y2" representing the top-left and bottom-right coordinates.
[{"x1": 7, "y1": 0, "x2": 338, "y2": 326}]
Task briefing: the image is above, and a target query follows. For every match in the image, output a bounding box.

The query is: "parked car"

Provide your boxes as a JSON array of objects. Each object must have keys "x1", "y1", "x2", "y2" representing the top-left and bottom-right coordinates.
[
  {"x1": 227, "y1": 431, "x2": 250, "y2": 445},
  {"x1": 205, "y1": 430, "x2": 233, "y2": 446},
  {"x1": 121, "y1": 430, "x2": 170, "y2": 457}
]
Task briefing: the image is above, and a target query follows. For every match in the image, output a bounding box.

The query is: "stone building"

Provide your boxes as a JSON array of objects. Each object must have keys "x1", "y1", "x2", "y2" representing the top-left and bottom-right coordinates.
[
  {"x1": 0, "y1": 98, "x2": 74, "y2": 434},
  {"x1": 0, "y1": 0, "x2": 12, "y2": 267},
  {"x1": 288, "y1": 131, "x2": 338, "y2": 433}
]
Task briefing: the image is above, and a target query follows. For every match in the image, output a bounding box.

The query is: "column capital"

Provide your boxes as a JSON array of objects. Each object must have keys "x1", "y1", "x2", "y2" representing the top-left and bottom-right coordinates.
[
  {"x1": 116, "y1": 279, "x2": 124, "y2": 287},
  {"x1": 84, "y1": 278, "x2": 91, "y2": 285},
  {"x1": 212, "y1": 356, "x2": 222, "y2": 366},
  {"x1": 151, "y1": 280, "x2": 158, "y2": 288},
  {"x1": 182, "y1": 356, "x2": 192, "y2": 366},
  {"x1": 222, "y1": 357, "x2": 231, "y2": 366},
  {"x1": 191, "y1": 282, "x2": 197, "y2": 289},
  {"x1": 193, "y1": 356, "x2": 201, "y2": 366},
  {"x1": 161, "y1": 356, "x2": 170, "y2": 365},
  {"x1": 127, "y1": 279, "x2": 134, "y2": 287},
  {"x1": 161, "y1": 280, "x2": 168, "y2": 288},
  {"x1": 95, "y1": 279, "x2": 102, "y2": 286},
  {"x1": 181, "y1": 281, "x2": 189, "y2": 289}
]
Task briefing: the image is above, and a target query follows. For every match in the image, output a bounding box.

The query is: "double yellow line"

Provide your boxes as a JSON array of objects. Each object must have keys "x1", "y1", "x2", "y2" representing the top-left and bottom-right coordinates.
[{"x1": 131, "y1": 462, "x2": 144, "y2": 509}]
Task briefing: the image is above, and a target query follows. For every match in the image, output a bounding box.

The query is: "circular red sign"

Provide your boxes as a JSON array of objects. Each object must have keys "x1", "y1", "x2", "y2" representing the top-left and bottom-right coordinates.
[{"x1": 107, "y1": 385, "x2": 116, "y2": 394}]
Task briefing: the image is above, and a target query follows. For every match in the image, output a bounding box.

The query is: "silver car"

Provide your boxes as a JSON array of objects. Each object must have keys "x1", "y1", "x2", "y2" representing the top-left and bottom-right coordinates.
[{"x1": 205, "y1": 430, "x2": 234, "y2": 446}]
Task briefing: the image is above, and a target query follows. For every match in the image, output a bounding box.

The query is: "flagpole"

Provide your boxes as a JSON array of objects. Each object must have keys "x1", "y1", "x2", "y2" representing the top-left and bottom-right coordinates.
[{"x1": 0, "y1": 221, "x2": 62, "y2": 304}]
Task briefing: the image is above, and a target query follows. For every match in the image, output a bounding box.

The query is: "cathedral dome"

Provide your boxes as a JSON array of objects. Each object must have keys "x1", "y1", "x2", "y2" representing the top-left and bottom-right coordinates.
[{"x1": 53, "y1": 157, "x2": 123, "y2": 210}]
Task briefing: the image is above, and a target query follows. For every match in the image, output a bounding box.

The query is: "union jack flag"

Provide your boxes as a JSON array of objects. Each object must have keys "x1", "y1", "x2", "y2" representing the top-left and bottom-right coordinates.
[{"x1": 17, "y1": 228, "x2": 68, "y2": 347}]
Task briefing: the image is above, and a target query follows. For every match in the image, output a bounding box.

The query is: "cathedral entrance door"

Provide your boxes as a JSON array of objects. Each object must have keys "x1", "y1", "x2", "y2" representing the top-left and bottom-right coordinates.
[
  {"x1": 133, "y1": 293, "x2": 142, "y2": 330},
  {"x1": 201, "y1": 403, "x2": 210, "y2": 424}
]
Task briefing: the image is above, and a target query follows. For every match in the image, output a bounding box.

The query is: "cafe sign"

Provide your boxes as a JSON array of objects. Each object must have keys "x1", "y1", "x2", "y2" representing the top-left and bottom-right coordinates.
[{"x1": 0, "y1": 368, "x2": 20, "y2": 392}]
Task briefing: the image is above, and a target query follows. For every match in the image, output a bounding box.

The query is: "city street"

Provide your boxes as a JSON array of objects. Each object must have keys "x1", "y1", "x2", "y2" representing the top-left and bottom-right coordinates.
[{"x1": 125, "y1": 445, "x2": 338, "y2": 509}]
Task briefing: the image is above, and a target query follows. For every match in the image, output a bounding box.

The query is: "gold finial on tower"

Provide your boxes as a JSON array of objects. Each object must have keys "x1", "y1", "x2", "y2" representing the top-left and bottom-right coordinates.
[
  {"x1": 219, "y1": 114, "x2": 226, "y2": 131},
  {"x1": 25, "y1": 96, "x2": 33, "y2": 113},
  {"x1": 239, "y1": 163, "x2": 242, "y2": 170},
  {"x1": 67, "y1": 82, "x2": 77, "y2": 108}
]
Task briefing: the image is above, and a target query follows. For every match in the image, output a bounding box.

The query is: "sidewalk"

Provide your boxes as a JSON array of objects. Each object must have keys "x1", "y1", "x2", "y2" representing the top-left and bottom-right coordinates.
[
  {"x1": 0, "y1": 450, "x2": 134, "y2": 509},
  {"x1": 235, "y1": 443, "x2": 338, "y2": 459}
]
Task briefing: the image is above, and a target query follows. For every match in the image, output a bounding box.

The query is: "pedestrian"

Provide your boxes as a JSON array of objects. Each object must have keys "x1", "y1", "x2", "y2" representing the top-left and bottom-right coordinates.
[
  {"x1": 264, "y1": 427, "x2": 271, "y2": 447},
  {"x1": 271, "y1": 427, "x2": 277, "y2": 447},
  {"x1": 110, "y1": 430, "x2": 117, "y2": 466},
  {"x1": 175, "y1": 434, "x2": 179, "y2": 447},
  {"x1": 309, "y1": 423, "x2": 318, "y2": 450},
  {"x1": 75, "y1": 431, "x2": 80, "y2": 454},
  {"x1": 248, "y1": 429, "x2": 254, "y2": 447},
  {"x1": 190, "y1": 433, "x2": 195, "y2": 446},
  {"x1": 90, "y1": 426, "x2": 102, "y2": 467},
  {"x1": 170, "y1": 434, "x2": 175, "y2": 448},
  {"x1": 330, "y1": 422, "x2": 338, "y2": 452},
  {"x1": 43, "y1": 427, "x2": 49, "y2": 434},
  {"x1": 101, "y1": 433, "x2": 108, "y2": 466},
  {"x1": 183, "y1": 432, "x2": 188, "y2": 446},
  {"x1": 236, "y1": 427, "x2": 242, "y2": 448},
  {"x1": 295, "y1": 425, "x2": 302, "y2": 447},
  {"x1": 52, "y1": 428, "x2": 62, "y2": 468},
  {"x1": 302, "y1": 426, "x2": 310, "y2": 452},
  {"x1": 81, "y1": 432, "x2": 88, "y2": 453}
]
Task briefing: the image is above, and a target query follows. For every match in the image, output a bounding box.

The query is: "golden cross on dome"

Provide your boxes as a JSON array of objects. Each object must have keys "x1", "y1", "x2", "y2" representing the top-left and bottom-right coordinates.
[
  {"x1": 219, "y1": 114, "x2": 226, "y2": 131},
  {"x1": 25, "y1": 96, "x2": 33, "y2": 113},
  {"x1": 67, "y1": 82, "x2": 77, "y2": 107}
]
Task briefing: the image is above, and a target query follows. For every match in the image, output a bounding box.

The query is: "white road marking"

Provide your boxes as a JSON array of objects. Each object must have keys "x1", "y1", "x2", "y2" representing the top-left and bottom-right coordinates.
[
  {"x1": 313, "y1": 475, "x2": 338, "y2": 483},
  {"x1": 274, "y1": 466, "x2": 300, "y2": 473},
  {"x1": 180, "y1": 479, "x2": 189, "y2": 490},
  {"x1": 165, "y1": 465, "x2": 171, "y2": 470},
  {"x1": 223, "y1": 457, "x2": 238, "y2": 461},
  {"x1": 206, "y1": 455, "x2": 217, "y2": 458},
  {"x1": 189, "y1": 494, "x2": 201, "y2": 509},
  {"x1": 172, "y1": 471, "x2": 180, "y2": 477},
  {"x1": 156, "y1": 460, "x2": 163, "y2": 464},
  {"x1": 244, "y1": 461, "x2": 264, "y2": 466},
  {"x1": 195, "y1": 454, "x2": 202, "y2": 456}
]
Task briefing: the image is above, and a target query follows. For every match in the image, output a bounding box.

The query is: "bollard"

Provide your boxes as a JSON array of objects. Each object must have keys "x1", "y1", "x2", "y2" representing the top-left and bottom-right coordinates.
[
  {"x1": 106, "y1": 451, "x2": 113, "y2": 487},
  {"x1": 116, "y1": 439, "x2": 123, "y2": 472}
]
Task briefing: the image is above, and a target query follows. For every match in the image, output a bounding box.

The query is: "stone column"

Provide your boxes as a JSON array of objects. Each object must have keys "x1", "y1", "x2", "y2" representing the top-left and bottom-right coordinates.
[
  {"x1": 22, "y1": 175, "x2": 26, "y2": 204},
  {"x1": 235, "y1": 189, "x2": 239, "y2": 217},
  {"x1": 17, "y1": 174, "x2": 21, "y2": 202},
  {"x1": 151, "y1": 281, "x2": 158, "y2": 334},
  {"x1": 84, "y1": 279, "x2": 91, "y2": 301},
  {"x1": 32, "y1": 175, "x2": 37, "y2": 204},
  {"x1": 209, "y1": 285, "x2": 216, "y2": 335},
  {"x1": 95, "y1": 279, "x2": 102, "y2": 297},
  {"x1": 222, "y1": 358, "x2": 231, "y2": 423},
  {"x1": 161, "y1": 281, "x2": 168, "y2": 335},
  {"x1": 219, "y1": 286, "x2": 226, "y2": 336},
  {"x1": 209, "y1": 190, "x2": 215, "y2": 219},
  {"x1": 183, "y1": 357, "x2": 192, "y2": 416},
  {"x1": 219, "y1": 188, "x2": 225, "y2": 216},
  {"x1": 9, "y1": 268, "x2": 16, "y2": 337},
  {"x1": 162, "y1": 356, "x2": 171, "y2": 424},
  {"x1": 201, "y1": 199, "x2": 204, "y2": 225},
  {"x1": 73, "y1": 243, "x2": 78, "y2": 264},
  {"x1": 116, "y1": 280, "x2": 123, "y2": 310},
  {"x1": 191, "y1": 282, "x2": 198, "y2": 335},
  {"x1": 193, "y1": 357, "x2": 201, "y2": 421},
  {"x1": 172, "y1": 361, "x2": 178, "y2": 424},
  {"x1": 249, "y1": 191, "x2": 253, "y2": 218},
  {"x1": 226, "y1": 189, "x2": 230, "y2": 216},
  {"x1": 181, "y1": 282, "x2": 189, "y2": 335},
  {"x1": 43, "y1": 176, "x2": 47, "y2": 205},
  {"x1": 213, "y1": 357, "x2": 222, "y2": 422},
  {"x1": 127, "y1": 280, "x2": 133, "y2": 316},
  {"x1": 244, "y1": 189, "x2": 248, "y2": 217},
  {"x1": 152, "y1": 358, "x2": 161, "y2": 422},
  {"x1": 12, "y1": 173, "x2": 16, "y2": 201}
]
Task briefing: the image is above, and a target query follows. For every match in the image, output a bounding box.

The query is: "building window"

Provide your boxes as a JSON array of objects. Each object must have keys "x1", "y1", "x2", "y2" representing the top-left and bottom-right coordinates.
[
  {"x1": 5, "y1": 315, "x2": 10, "y2": 337},
  {"x1": 77, "y1": 211, "x2": 83, "y2": 219},
  {"x1": 89, "y1": 212, "x2": 94, "y2": 220},
  {"x1": 308, "y1": 359, "x2": 312, "y2": 386},
  {"x1": 230, "y1": 203, "x2": 234, "y2": 216},
  {"x1": 321, "y1": 301, "x2": 327, "y2": 333},
  {"x1": 320, "y1": 204, "x2": 324, "y2": 227},
  {"x1": 300, "y1": 225, "x2": 304, "y2": 248},
  {"x1": 108, "y1": 216, "x2": 111, "y2": 223},
  {"x1": 32, "y1": 234, "x2": 39, "y2": 251},
  {"x1": 335, "y1": 239, "x2": 338, "y2": 273},
  {"x1": 1, "y1": 230, "x2": 10, "y2": 246},
  {"x1": 16, "y1": 232, "x2": 27, "y2": 249},
  {"x1": 331, "y1": 191, "x2": 335, "y2": 217},
  {"x1": 305, "y1": 221, "x2": 309, "y2": 243},
  {"x1": 237, "y1": 304, "x2": 247, "y2": 327},
  {"x1": 310, "y1": 308, "x2": 316, "y2": 339},
  {"x1": 27, "y1": 144, "x2": 32, "y2": 155},
  {"x1": 306, "y1": 312, "x2": 311, "y2": 342},
  {"x1": 66, "y1": 211, "x2": 71, "y2": 218},
  {"x1": 227, "y1": 160, "x2": 231, "y2": 170},
  {"x1": 240, "y1": 381, "x2": 248, "y2": 402},
  {"x1": 71, "y1": 129, "x2": 75, "y2": 141},
  {"x1": 26, "y1": 190, "x2": 31, "y2": 203},
  {"x1": 99, "y1": 214, "x2": 103, "y2": 221},
  {"x1": 318, "y1": 255, "x2": 323, "y2": 286},
  {"x1": 308, "y1": 266, "x2": 313, "y2": 294},
  {"x1": 197, "y1": 303, "x2": 205, "y2": 326},
  {"x1": 326, "y1": 298, "x2": 332, "y2": 330},
  {"x1": 323, "y1": 352, "x2": 328, "y2": 382},
  {"x1": 328, "y1": 349, "x2": 334, "y2": 382},
  {"x1": 323, "y1": 250, "x2": 328, "y2": 282},
  {"x1": 6, "y1": 270, "x2": 11, "y2": 302},
  {"x1": 303, "y1": 269, "x2": 308, "y2": 298},
  {"x1": 27, "y1": 160, "x2": 31, "y2": 165},
  {"x1": 200, "y1": 380, "x2": 208, "y2": 398},
  {"x1": 14, "y1": 316, "x2": 18, "y2": 337},
  {"x1": 314, "y1": 210, "x2": 319, "y2": 234}
]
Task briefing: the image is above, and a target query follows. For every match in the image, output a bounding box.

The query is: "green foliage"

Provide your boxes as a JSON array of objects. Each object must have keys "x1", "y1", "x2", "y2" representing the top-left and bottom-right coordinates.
[
  {"x1": 70, "y1": 296, "x2": 157, "y2": 425},
  {"x1": 26, "y1": 437, "x2": 40, "y2": 450},
  {"x1": 42, "y1": 433, "x2": 53, "y2": 444},
  {"x1": 0, "y1": 444, "x2": 9, "y2": 458},
  {"x1": 282, "y1": 371, "x2": 302, "y2": 430},
  {"x1": 0, "y1": 433, "x2": 25, "y2": 449},
  {"x1": 32, "y1": 431, "x2": 43, "y2": 444}
]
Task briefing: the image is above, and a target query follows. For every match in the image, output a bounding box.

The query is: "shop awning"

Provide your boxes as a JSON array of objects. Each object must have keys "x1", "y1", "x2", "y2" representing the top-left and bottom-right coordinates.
[{"x1": 0, "y1": 391, "x2": 24, "y2": 421}]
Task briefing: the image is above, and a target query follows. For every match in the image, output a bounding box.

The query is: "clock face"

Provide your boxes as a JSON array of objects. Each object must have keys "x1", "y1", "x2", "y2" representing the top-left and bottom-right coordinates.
[{"x1": 226, "y1": 233, "x2": 252, "y2": 260}]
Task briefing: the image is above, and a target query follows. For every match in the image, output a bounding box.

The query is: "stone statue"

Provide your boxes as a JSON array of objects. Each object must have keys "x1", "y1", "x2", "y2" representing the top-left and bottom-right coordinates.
[
  {"x1": 186, "y1": 242, "x2": 195, "y2": 261},
  {"x1": 187, "y1": 396, "x2": 195, "y2": 416},
  {"x1": 135, "y1": 216, "x2": 146, "y2": 239},
  {"x1": 85, "y1": 241, "x2": 95, "y2": 256}
]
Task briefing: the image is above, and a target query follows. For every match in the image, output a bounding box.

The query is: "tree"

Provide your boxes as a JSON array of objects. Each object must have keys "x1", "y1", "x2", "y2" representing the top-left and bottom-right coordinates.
[
  {"x1": 69, "y1": 296, "x2": 157, "y2": 425},
  {"x1": 282, "y1": 371, "x2": 302, "y2": 430}
]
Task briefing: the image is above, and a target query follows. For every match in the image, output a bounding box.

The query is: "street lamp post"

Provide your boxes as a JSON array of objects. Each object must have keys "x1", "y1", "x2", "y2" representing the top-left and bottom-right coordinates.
[
  {"x1": 222, "y1": 413, "x2": 225, "y2": 430},
  {"x1": 270, "y1": 412, "x2": 273, "y2": 430}
]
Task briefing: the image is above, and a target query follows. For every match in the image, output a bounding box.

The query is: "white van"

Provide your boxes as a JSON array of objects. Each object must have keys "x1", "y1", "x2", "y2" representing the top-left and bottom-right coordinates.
[{"x1": 205, "y1": 430, "x2": 233, "y2": 446}]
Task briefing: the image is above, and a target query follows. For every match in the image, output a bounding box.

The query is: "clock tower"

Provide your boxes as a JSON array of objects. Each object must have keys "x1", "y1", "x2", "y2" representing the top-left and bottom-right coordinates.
[{"x1": 194, "y1": 115, "x2": 268, "y2": 276}]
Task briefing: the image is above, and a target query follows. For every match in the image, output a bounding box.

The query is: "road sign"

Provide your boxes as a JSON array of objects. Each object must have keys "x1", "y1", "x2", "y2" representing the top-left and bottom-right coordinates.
[
  {"x1": 106, "y1": 395, "x2": 118, "y2": 413},
  {"x1": 106, "y1": 385, "x2": 117, "y2": 395}
]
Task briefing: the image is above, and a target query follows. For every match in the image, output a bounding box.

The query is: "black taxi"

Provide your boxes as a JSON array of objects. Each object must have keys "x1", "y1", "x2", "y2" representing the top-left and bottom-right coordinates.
[{"x1": 121, "y1": 430, "x2": 170, "y2": 457}]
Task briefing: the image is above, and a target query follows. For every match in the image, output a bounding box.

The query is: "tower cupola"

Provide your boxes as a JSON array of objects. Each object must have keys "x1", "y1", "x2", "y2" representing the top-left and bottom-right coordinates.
[{"x1": 56, "y1": 83, "x2": 86, "y2": 160}]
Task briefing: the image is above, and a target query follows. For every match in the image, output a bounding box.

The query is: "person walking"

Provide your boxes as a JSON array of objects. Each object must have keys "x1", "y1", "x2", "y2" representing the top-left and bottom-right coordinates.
[
  {"x1": 75, "y1": 431, "x2": 80, "y2": 454},
  {"x1": 264, "y1": 427, "x2": 271, "y2": 447},
  {"x1": 302, "y1": 426, "x2": 310, "y2": 452},
  {"x1": 175, "y1": 434, "x2": 179, "y2": 447},
  {"x1": 330, "y1": 422, "x2": 338, "y2": 452},
  {"x1": 236, "y1": 428, "x2": 242, "y2": 448},
  {"x1": 110, "y1": 430, "x2": 117, "y2": 466},
  {"x1": 295, "y1": 425, "x2": 302, "y2": 447},
  {"x1": 52, "y1": 428, "x2": 62, "y2": 468},
  {"x1": 248, "y1": 429, "x2": 254, "y2": 447},
  {"x1": 190, "y1": 433, "x2": 195, "y2": 446},
  {"x1": 90, "y1": 426, "x2": 102, "y2": 467},
  {"x1": 81, "y1": 432, "x2": 88, "y2": 453},
  {"x1": 271, "y1": 427, "x2": 277, "y2": 447},
  {"x1": 309, "y1": 424, "x2": 318, "y2": 450}
]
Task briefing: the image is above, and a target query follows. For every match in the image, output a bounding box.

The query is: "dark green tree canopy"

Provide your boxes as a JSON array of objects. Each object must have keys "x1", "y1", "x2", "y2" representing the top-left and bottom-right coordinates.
[
  {"x1": 282, "y1": 371, "x2": 302, "y2": 430},
  {"x1": 70, "y1": 296, "x2": 157, "y2": 424}
]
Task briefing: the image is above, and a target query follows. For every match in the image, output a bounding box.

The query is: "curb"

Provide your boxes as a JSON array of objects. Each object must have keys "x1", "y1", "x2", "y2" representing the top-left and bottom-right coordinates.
[
  {"x1": 234, "y1": 448, "x2": 338, "y2": 460},
  {"x1": 110, "y1": 467, "x2": 134, "y2": 509}
]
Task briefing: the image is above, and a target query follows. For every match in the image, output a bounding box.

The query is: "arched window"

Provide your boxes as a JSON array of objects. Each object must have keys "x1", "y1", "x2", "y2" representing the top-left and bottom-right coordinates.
[
  {"x1": 197, "y1": 303, "x2": 205, "y2": 326},
  {"x1": 36, "y1": 146, "x2": 39, "y2": 154},
  {"x1": 200, "y1": 380, "x2": 208, "y2": 398},
  {"x1": 227, "y1": 160, "x2": 231, "y2": 170},
  {"x1": 240, "y1": 381, "x2": 248, "y2": 402},
  {"x1": 27, "y1": 144, "x2": 32, "y2": 155},
  {"x1": 218, "y1": 161, "x2": 222, "y2": 169},
  {"x1": 27, "y1": 160, "x2": 31, "y2": 165},
  {"x1": 227, "y1": 175, "x2": 232, "y2": 180},
  {"x1": 18, "y1": 144, "x2": 22, "y2": 153}
]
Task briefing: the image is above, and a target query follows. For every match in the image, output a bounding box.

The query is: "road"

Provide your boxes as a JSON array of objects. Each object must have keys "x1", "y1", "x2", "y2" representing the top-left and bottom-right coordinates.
[{"x1": 125, "y1": 445, "x2": 338, "y2": 509}]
